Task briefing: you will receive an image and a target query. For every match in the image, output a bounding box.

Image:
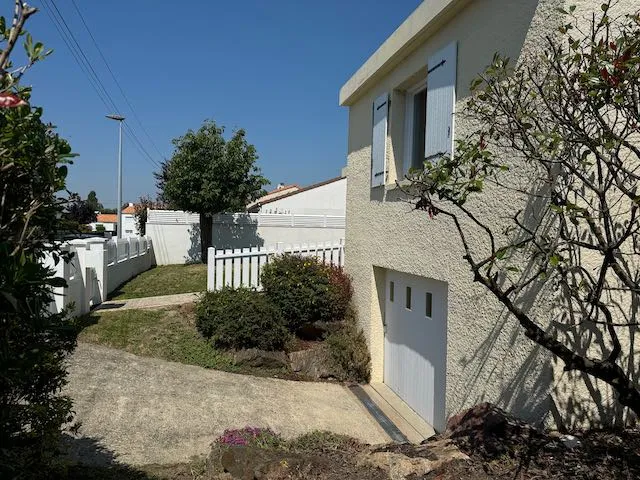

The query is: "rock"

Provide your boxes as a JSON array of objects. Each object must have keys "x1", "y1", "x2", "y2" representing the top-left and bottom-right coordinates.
[
  {"x1": 232, "y1": 349, "x2": 289, "y2": 369},
  {"x1": 297, "y1": 321, "x2": 343, "y2": 340},
  {"x1": 219, "y1": 446, "x2": 321, "y2": 479},
  {"x1": 358, "y1": 441, "x2": 468, "y2": 480},
  {"x1": 424, "y1": 438, "x2": 470, "y2": 464},
  {"x1": 559, "y1": 434, "x2": 581, "y2": 449},
  {"x1": 443, "y1": 402, "x2": 543, "y2": 457},
  {"x1": 288, "y1": 345, "x2": 336, "y2": 380}
]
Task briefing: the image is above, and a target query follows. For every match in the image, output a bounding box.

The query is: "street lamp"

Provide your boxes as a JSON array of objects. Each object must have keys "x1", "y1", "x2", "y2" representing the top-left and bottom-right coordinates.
[{"x1": 106, "y1": 114, "x2": 125, "y2": 238}]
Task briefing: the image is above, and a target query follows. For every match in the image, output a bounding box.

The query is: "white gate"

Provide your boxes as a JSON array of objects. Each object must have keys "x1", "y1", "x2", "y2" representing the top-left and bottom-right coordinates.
[
  {"x1": 384, "y1": 270, "x2": 448, "y2": 431},
  {"x1": 207, "y1": 240, "x2": 344, "y2": 291}
]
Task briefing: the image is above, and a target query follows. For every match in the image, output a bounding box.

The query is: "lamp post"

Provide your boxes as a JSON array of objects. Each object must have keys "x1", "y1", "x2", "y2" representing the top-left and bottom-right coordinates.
[{"x1": 106, "y1": 114, "x2": 125, "y2": 238}]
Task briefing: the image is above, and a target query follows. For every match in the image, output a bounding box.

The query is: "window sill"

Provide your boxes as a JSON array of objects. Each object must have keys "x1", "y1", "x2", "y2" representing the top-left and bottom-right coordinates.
[{"x1": 384, "y1": 178, "x2": 412, "y2": 192}]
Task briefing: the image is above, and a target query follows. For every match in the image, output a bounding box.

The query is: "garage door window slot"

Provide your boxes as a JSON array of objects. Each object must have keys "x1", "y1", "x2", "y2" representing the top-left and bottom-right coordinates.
[
  {"x1": 425, "y1": 292, "x2": 433, "y2": 318},
  {"x1": 390, "y1": 281, "x2": 395, "y2": 302},
  {"x1": 405, "y1": 286, "x2": 412, "y2": 310}
]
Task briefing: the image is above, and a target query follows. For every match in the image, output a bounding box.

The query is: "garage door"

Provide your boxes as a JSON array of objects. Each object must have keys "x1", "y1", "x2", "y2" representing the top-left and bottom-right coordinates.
[{"x1": 383, "y1": 270, "x2": 447, "y2": 431}]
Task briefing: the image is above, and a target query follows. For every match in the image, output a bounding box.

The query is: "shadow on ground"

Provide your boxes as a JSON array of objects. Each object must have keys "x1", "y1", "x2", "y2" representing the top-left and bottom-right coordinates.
[{"x1": 60, "y1": 434, "x2": 156, "y2": 479}]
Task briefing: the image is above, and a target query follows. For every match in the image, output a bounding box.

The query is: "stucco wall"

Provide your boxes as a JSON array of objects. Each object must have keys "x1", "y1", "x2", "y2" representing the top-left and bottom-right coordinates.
[
  {"x1": 257, "y1": 178, "x2": 347, "y2": 216},
  {"x1": 343, "y1": 0, "x2": 635, "y2": 428}
]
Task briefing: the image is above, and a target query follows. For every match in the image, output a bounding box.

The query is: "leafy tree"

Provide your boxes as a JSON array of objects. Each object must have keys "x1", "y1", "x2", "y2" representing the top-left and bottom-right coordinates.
[
  {"x1": 0, "y1": 3, "x2": 77, "y2": 475},
  {"x1": 64, "y1": 193, "x2": 97, "y2": 226},
  {"x1": 134, "y1": 194, "x2": 165, "y2": 236},
  {"x1": 405, "y1": 3, "x2": 640, "y2": 416},
  {"x1": 156, "y1": 120, "x2": 268, "y2": 262},
  {"x1": 86, "y1": 189, "x2": 103, "y2": 212},
  {"x1": 100, "y1": 207, "x2": 117, "y2": 214}
]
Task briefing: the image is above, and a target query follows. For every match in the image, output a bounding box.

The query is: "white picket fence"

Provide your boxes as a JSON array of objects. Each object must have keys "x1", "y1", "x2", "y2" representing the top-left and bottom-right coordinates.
[{"x1": 207, "y1": 240, "x2": 345, "y2": 291}]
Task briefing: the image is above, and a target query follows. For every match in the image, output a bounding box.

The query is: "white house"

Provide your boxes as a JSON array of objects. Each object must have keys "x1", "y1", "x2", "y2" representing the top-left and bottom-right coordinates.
[
  {"x1": 248, "y1": 176, "x2": 346, "y2": 216},
  {"x1": 147, "y1": 176, "x2": 347, "y2": 265},
  {"x1": 89, "y1": 203, "x2": 139, "y2": 238},
  {"x1": 340, "y1": 0, "x2": 635, "y2": 432}
]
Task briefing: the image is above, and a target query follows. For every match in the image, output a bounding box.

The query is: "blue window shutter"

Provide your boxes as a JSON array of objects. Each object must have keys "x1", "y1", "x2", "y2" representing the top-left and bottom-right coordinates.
[
  {"x1": 424, "y1": 42, "x2": 457, "y2": 161},
  {"x1": 371, "y1": 92, "x2": 388, "y2": 187}
]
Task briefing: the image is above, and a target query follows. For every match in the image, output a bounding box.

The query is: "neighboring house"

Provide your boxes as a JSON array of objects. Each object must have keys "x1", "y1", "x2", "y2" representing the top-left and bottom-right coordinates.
[
  {"x1": 89, "y1": 203, "x2": 140, "y2": 237},
  {"x1": 340, "y1": 0, "x2": 625, "y2": 431},
  {"x1": 121, "y1": 203, "x2": 139, "y2": 237},
  {"x1": 147, "y1": 176, "x2": 347, "y2": 265},
  {"x1": 89, "y1": 213, "x2": 116, "y2": 234},
  {"x1": 247, "y1": 176, "x2": 346, "y2": 215},
  {"x1": 247, "y1": 183, "x2": 300, "y2": 210}
]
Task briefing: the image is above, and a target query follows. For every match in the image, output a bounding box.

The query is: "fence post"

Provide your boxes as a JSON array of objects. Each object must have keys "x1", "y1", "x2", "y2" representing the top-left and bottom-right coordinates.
[
  {"x1": 207, "y1": 247, "x2": 215, "y2": 291},
  {"x1": 83, "y1": 238, "x2": 108, "y2": 307}
]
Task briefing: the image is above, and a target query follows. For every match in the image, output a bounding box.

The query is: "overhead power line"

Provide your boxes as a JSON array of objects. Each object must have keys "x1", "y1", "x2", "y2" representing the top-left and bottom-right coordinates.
[
  {"x1": 69, "y1": 0, "x2": 166, "y2": 161},
  {"x1": 40, "y1": 0, "x2": 162, "y2": 170}
]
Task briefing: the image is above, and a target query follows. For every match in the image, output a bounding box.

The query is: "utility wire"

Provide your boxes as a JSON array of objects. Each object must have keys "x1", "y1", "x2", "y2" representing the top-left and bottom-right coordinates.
[
  {"x1": 40, "y1": 0, "x2": 162, "y2": 170},
  {"x1": 69, "y1": 0, "x2": 166, "y2": 162},
  {"x1": 46, "y1": 0, "x2": 160, "y2": 169}
]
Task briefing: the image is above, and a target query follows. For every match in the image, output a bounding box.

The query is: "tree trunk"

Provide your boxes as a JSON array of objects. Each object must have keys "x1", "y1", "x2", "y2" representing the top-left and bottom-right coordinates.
[{"x1": 200, "y1": 214, "x2": 213, "y2": 264}]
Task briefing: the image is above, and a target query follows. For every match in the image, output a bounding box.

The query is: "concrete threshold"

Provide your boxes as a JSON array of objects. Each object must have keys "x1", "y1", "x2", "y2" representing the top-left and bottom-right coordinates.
[{"x1": 362, "y1": 383, "x2": 436, "y2": 444}]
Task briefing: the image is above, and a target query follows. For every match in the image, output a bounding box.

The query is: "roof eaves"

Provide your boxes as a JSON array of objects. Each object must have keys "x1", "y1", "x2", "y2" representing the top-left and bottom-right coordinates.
[
  {"x1": 255, "y1": 176, "x2": 345, "y2": 208},
  {"x1": 339, "y1": 0, "x2": 469, "y2": 107}
]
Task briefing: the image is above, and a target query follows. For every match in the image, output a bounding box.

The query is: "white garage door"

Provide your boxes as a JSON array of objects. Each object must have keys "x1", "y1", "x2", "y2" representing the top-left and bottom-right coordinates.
[{"x1": 383, "y1": 270, "x2": 447, "y2": 431}]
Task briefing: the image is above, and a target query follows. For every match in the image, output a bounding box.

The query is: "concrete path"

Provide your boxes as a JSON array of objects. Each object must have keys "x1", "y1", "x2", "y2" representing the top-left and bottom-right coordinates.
[
  {"x1": 64, "y1": 343, "x2": 389, "y2": 466},
  {"x1": 95, "y1": 292, "x2": 200, "y2": 312}
]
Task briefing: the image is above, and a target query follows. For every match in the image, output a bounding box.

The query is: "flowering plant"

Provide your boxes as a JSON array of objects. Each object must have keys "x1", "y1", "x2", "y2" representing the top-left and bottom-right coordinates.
[{"x1": 216, "y1": 427, "x2": 282, "y2": 448}]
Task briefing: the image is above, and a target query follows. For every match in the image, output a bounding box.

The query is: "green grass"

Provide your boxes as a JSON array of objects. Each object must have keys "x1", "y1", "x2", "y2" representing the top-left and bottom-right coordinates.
[
  {"x1": 78, "y1": 304, "x2": 234, "y2": 370},
  {"x1": 76, "y1": 305, "x2": 295, "y2": 379},
  {"x1": 110, "y1": 264, "x2": 207, "y2": 300}
]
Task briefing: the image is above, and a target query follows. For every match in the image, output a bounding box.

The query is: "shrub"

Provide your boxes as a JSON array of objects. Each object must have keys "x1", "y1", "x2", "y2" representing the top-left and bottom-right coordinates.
[
  {"x1": 325, "y1": 308, "x2": 371, "y2": 383},
  {"x1": 260, "y1": 255, "x2": 353, "y2": 331},
  {"x1": 1, "y1": 82, "x2": 77, "y2": 474},
  {"x1": 195, "y1": 288, "x2": 289, "y2": 351}
]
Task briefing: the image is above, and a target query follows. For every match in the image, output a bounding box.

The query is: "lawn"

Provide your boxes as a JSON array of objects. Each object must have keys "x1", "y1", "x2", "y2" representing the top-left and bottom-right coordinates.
[
  {"x1": 78, "y1": 304, "x2": 232, "y2": 370},
  {"x1": 76, "y1": 304, "x2": 299, "y2": 378},
  {"x1": 110, "y1": 263, "x2": 207, "y2": 300}
]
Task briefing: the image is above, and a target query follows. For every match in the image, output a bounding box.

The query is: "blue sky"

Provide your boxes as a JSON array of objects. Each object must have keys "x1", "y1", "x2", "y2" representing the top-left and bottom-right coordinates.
[{"x1": 26, "y1": 0, "x2": 421, "y2": 208}]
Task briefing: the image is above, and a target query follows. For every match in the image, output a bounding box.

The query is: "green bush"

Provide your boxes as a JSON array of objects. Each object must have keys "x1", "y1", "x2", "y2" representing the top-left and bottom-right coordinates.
[
  {"x1": 325, "y1": 308, "x2": 371, "y2": 383},
  {"x1": 195, "y1": 288, "x2": 289, "y2": 351},
  {"x1": 260, "y1": 255, "x2": 353, "y2": 331}
]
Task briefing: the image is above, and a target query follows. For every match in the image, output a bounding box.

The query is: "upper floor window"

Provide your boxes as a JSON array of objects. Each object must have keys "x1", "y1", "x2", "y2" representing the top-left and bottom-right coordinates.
[
  {"x1": 404, "y1": 81, "x2": 427, "y2": 173},
  {"x1": 369, "y1": 41, "x2": 457, "y2": 188}
]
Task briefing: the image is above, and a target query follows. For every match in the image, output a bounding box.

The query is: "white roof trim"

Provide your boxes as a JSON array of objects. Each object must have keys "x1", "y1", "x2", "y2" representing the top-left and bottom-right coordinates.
[{"x1": 339, "y1": 0, "x2": 469, "y2": 106}]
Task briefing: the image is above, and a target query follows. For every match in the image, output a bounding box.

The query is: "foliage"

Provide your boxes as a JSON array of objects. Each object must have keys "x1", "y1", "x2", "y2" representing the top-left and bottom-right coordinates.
[
  {"x1": 325, "y1": 307, "x2": 371, "y2": 383},
  {"x1": 64, "y1": 193, "x2": 97, "y2": 227},
  {"x1": 155, "y1": 120, "x2": 269, "y2": 262},
  {"x1": 101, "y1": 207, "x2": 117, "y2": 214},
  {"x1": 195, "y1": 288, "x2": 290, "y2": 351},
  {"x1": 133, "y1": 194, "x2": 165, "y2": 236},
  {"x1": 216, "y1": 427, "x2": 283, "y2": 448},
  {"x1": 95, "y1": 224, "x2": 105, "y2": 232},
  {"x1": 260, "y1": 255, "x2": 353, "y2": 332},
  {"x1": 86, "y1": 190, "x2": 103, "y2": 212},
  {"x1": 404, "y1": 2, "x2": 640, "y2": 416},
  {"x1": 0, "y1": 4, "x2": 77, "y2": 475}
]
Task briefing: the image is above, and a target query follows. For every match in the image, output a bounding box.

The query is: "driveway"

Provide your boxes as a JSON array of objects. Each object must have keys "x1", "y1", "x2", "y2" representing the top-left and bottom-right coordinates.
[{"x1": 64, "y1": 342, "x2": 389, "y2": 466}]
